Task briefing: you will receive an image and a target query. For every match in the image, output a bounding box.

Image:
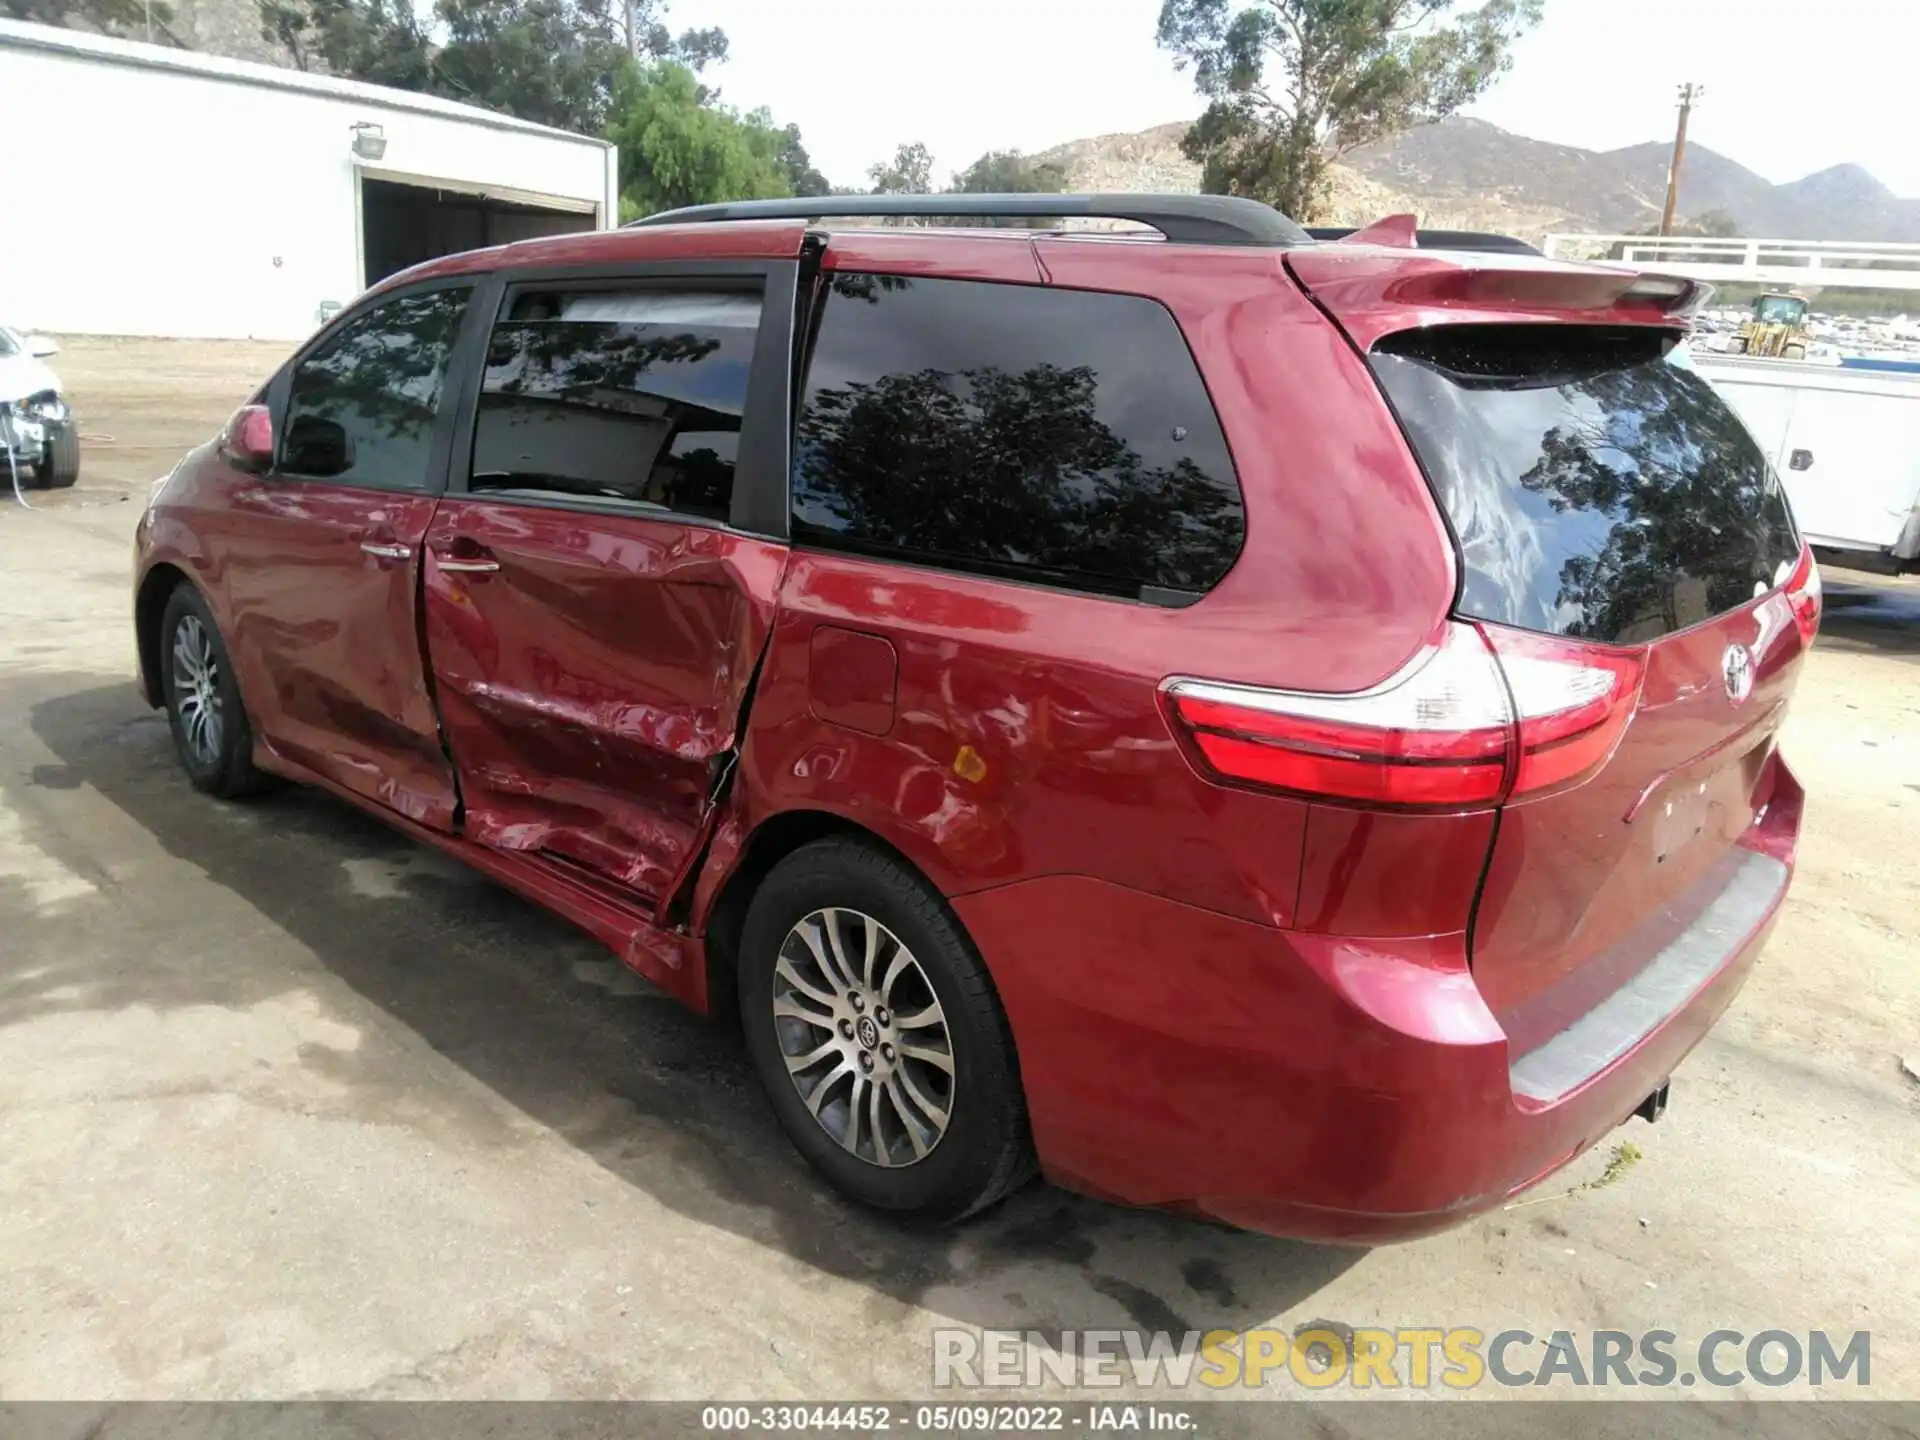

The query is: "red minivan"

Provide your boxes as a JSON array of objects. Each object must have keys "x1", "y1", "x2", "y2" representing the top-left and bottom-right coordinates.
[{"x1": 133, "y1": 195, "x2": 1819, "y2": 1241}]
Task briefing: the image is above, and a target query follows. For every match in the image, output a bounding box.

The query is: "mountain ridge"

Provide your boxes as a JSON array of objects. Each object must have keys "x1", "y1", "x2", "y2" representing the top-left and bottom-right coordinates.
[{"x1": 1033, "y1": 117, "x2": 1920, "y2": 244}]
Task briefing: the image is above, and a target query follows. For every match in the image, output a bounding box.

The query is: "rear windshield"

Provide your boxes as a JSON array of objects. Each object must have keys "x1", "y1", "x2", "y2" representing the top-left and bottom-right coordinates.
[{"x1": 1371, "y1": 326, "x2": 1801, "y2": 644}]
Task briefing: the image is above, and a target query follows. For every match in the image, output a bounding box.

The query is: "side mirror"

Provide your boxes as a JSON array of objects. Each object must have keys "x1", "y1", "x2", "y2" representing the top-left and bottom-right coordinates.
[
  {"x1": 24, "y1": 334, "x2": 58, "y2": 358},
  {"x1": 283, "y1": 413, "x2": 355, "y2": 476},
  {"x1": 221, "y1": 404, "x2": 275, "y2": 473}
]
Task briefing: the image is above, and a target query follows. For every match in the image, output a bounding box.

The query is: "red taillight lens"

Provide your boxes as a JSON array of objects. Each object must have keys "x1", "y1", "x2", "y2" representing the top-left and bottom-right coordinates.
[
  {"x1": 1477, "y1": 623, "x2": 1647, "y2": 799},
  {"x1": 1164, "y1": 622, "x2": 1515, "y2": 809},
  {"x1": 1164, "y1": 620, "x2": 1647, "y2": 809},
  {"x1": 1785, "y1": 546, "x2": 1821, "y2": 643}
]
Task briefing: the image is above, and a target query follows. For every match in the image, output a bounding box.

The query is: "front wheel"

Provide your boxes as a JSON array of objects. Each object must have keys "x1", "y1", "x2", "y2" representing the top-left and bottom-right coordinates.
[
  {"x1": 738, "y1": 838, "x2": 1034, "y2": 1222},
  {"x1": 159, "y1": 584, "x2": 272, "y2": 798}
]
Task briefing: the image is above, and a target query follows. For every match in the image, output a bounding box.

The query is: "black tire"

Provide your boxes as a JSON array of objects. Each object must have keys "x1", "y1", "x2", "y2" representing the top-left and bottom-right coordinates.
[
  {"x1": 1783, "y1": 344, "x2": 1808, "y2": 361},
  {"x1": 738, "y1": 838, "x2": 1034, "y2": 1222},
  {"x1": 158, "y1": 584, "x2": 272, "y2": 798},
  {"x1": 41, "y1": 422, "x2": 79, "y2": 488}
]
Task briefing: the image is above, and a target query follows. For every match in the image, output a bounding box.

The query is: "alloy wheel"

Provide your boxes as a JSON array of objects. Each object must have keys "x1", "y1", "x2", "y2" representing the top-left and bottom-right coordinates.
[
  {"x1": 771, "y1": 907, "x2": 955, "y2": 1167},
  {"x1": 171, "y1": 614, "x2": 225, "y2": 766}
]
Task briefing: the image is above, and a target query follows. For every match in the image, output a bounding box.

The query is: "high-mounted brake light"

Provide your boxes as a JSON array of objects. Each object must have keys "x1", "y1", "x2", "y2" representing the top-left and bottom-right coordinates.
[
  {"x1": 1164, "y1": 621, "x2": 1648, "y2": 810},
  {"x1": 1622, "y1": 276, "x2": 1688, "y2": 300},
  {"x1": 1622, "y1": 272, "x2": 1710, "y2": 316}
]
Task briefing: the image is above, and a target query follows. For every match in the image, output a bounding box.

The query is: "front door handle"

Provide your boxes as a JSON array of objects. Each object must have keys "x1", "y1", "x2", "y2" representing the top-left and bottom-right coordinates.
[{"x1": 360, "y1": 540, "x2": 412, "y2": 560}]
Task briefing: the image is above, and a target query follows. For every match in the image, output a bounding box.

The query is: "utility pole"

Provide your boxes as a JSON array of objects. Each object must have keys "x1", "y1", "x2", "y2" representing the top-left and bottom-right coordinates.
[{"x1": 1659, "y1": 83, "x2": 1703, "y2": 237}]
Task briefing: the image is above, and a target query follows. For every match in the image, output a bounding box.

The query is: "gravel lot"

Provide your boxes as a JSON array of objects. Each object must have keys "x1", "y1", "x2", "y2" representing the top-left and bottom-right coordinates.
[{"x1": 2, "y1": 337, "x2": 1917, "y2": 1411}]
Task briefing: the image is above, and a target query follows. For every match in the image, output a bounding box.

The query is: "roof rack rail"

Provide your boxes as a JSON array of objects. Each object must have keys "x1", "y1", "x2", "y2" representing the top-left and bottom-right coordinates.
[
  {"x1": 1306, "y1": 226, "x2": 1542, "y2": 256},
  {"x1": 626, "y1": 193, "x2": 1311, "y2": 247}
]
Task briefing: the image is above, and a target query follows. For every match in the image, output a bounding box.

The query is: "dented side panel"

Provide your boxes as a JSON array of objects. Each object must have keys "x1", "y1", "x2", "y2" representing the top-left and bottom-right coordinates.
[{"x1": 421, "y1": 498, "x2": 789, "y2": 904}]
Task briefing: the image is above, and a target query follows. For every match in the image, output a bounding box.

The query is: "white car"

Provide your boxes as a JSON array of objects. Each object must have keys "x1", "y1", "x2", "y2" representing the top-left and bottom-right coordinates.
[{"x1": 0, "y1": 325, "x2": 78, "y2": 489}]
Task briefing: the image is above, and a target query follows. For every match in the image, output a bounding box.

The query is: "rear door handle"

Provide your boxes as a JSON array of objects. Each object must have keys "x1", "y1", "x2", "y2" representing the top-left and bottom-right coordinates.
[
  {"x1": 360, "y1": 540, "x2": 412, "y2": 560},
  {"x1": 434, "y1": 540, "x2": 501, "y2": 575}
]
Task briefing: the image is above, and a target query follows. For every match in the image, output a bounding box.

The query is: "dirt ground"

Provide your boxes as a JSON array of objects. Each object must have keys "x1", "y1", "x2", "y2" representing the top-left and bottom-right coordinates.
[
  {"x1": 19, "y1": 335, "x2": 294, "y2": 493},
  {"x1": 2, "y1": 337, "x2": 1918, "y2": 1412}
]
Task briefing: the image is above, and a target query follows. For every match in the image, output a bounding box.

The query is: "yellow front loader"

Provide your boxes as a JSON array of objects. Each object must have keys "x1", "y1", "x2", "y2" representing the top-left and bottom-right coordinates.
[{"x1": 1729, "y1": 292, "x2": 1811, "y2": 360}]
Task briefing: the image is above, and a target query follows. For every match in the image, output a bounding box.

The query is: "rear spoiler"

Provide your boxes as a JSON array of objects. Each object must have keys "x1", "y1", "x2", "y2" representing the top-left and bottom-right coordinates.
[
  {"x1": 1286, "y1": 248, "x2": 1710, "y2": 350},
  {"x1": 1306, "y1": 226, "x2": 1543, "y2": 257}
]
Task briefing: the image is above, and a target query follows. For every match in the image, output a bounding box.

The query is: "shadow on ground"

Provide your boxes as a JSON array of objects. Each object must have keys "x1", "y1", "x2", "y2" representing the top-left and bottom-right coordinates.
[
  {"x1": 1817, "y1": 574, "x2": 1920, "y2": 661},
  {"x1": 8, "y1": 677, "x2": 1361, "y2": 1337}
]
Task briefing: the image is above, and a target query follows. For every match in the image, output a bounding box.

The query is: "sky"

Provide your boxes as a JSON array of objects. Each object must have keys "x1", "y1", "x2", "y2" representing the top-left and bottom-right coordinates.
[{"x1": 690, "y1": 0, "x2": 1920, "y2": 198}]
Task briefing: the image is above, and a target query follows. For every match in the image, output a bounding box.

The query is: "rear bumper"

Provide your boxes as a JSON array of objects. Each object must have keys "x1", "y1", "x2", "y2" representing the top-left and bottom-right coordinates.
[{"x1": 952, "y1": 760, "x2": 1801, "y2": 1244}]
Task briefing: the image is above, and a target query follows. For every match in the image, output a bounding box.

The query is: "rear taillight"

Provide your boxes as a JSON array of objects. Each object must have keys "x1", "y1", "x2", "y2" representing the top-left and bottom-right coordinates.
[
  {"x1": 1785, "y1": 546, "x2": 1821, "y2": 643},
  {"x1": 1479, "y1": 624, "x2": 1647, "y2": 799},
  {"x1": 1164, "y1": 621, "x2": 1647, "y2": 810},
  {"x1": 1165, "y1": 623, "x2": 1512, "y2": 808}
]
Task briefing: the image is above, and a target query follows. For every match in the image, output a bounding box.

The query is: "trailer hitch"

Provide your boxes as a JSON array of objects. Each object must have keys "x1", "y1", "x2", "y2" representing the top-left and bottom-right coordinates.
[{"x1": 1634, "y1": 1079, "x2": 1672, "y2": 1124}]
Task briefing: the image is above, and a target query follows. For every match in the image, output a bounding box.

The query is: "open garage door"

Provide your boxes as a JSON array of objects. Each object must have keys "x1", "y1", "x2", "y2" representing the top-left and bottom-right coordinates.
[{"x1": 360, "y1": 176, "x2": 598, "y2": 287}]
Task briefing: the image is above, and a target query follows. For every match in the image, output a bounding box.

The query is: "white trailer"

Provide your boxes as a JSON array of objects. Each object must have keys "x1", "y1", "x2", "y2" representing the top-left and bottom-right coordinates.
[{"x1": 1693, "y1": 353, "x2": 1920, "y2": 572}]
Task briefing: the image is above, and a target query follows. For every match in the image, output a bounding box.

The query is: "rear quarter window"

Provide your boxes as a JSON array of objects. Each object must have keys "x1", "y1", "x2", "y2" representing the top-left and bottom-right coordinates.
[
  {"x1": 792, "y1": 274, "x2": 1244, "y2": 601},
  {"x1": 1371, "y1": 325, "x2": 1801, "y2": 643}
]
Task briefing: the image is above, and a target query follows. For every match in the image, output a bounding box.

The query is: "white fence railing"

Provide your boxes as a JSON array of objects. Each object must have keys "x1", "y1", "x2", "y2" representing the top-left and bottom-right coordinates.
[{"x1": 1541, "y1": 234, "x2": 1920, "y2": 292}]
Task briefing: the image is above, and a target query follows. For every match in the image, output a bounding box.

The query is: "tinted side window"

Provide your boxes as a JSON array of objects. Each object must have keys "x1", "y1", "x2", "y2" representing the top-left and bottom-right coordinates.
[
  {"x1": 281, "y1": 287, "x2": 471, "y2": 490},
  {"x1": 469, "y1": 288, "x2": 762, "y2": 521},
  {"x1": 793, "y1": 275, "x2": 1243, "y2": 598}
]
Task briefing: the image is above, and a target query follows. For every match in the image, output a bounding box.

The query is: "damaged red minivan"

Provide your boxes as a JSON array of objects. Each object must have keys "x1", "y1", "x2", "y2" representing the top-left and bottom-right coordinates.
[{"x1": 133, "y1": 195, "x2": 1819, "y2": 1240}]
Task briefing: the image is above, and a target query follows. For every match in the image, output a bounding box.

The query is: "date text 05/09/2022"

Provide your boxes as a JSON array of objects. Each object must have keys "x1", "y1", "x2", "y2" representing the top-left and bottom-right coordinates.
[{"x1": 699, "y1": 1403, "x2": 1195, "y2": 1432}]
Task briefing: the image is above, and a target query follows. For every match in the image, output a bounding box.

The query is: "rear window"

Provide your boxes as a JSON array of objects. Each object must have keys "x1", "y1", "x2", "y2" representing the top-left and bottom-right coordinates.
[
  {"x1": 793, "y1": 274, "x2": 1244, "y2": 601},
  {"x1": 1371, "y1": 326, "x2": 1801, "y2": 644}
]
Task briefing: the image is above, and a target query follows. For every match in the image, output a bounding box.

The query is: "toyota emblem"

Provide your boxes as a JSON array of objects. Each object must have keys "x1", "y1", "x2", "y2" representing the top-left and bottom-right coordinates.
[{"x1": 1722, "y1": 642, "x2": 1755, "y2": 705}]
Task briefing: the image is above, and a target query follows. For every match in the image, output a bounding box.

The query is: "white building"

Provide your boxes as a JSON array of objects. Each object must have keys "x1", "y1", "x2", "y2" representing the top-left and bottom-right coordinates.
[{"x1": 0, "y1": 19, "x2": 619, "y2": 340}]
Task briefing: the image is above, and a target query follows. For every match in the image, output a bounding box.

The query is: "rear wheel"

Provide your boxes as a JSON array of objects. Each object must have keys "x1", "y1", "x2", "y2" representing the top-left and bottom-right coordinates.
[
  {"x1": 1783, "y1": 343, "x2": 1808, "y2": 361},
  {"x1": 41, "y1": 423, "x2": 79, "y2": 488},
  {"x1": 159, "y1": 584, "x2": 272, "y2": 798},
  {"x1": 738, "y1": 838, "x2": 1034, "y2": 1221}
]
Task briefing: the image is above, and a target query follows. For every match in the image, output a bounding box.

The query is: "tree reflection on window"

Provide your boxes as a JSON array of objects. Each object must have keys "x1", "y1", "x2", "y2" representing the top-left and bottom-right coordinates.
[
  {"x1": 1372, "y1": 328, "x2": 1800, "y2": 643},
  {"x1": 795, "y1": 362, "x2": 1243, "y2": 596},
  {"x1": 469, "y1": 290, "x2": 757, "y2": 520},
  {"x1": 1513, "y1": 362, "x2": 1799, "y2": 641},
  {"x1": 282, "y1": 288, "x2": 471, "y2": 488},
  {"x1": 792, "y1": 275, "x2": 1245, "y2": 598}
]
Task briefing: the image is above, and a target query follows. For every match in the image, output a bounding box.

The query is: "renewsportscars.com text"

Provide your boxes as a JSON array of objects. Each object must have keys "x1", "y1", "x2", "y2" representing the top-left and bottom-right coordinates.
[{"x1": 931, "y1": 1327, "x2": 1871, "y2": 1391}]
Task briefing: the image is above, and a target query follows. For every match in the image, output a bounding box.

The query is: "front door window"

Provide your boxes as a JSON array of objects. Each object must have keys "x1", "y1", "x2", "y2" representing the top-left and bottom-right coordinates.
[{"x1": 281, "y1": 287, "x2": 472, "y2": 490}]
